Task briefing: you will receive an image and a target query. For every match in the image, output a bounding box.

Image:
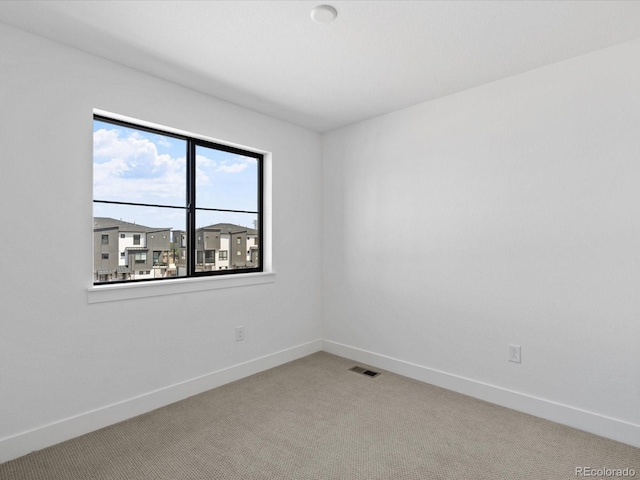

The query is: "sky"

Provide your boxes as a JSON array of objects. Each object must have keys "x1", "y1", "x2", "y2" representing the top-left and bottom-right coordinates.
[{"x1": 93, "y1": 120, "x2": 259, "y2": 232}]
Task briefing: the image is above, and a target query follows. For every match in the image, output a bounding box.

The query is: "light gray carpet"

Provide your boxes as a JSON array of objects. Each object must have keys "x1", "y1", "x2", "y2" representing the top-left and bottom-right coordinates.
[{"x1": 1, "y1": 352, "x2": 638, "y2": 479}]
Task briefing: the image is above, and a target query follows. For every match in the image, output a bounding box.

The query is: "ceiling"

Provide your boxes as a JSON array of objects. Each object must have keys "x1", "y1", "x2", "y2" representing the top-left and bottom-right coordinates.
[{"x1": 1, "y1": 1, "x2": 640, "y2": 132}]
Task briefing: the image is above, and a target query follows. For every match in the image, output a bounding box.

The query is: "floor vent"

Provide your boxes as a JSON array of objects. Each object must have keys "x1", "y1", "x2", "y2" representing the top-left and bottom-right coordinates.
[{"x1": 349, "y1": 366, "x2": 381, "y2": 378}]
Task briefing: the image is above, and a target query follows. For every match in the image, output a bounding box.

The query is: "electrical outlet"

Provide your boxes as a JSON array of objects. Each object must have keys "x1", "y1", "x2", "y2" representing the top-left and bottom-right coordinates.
[
  {"x1": 236, "y1": 326, "x2": 245, "y2": 342},
  {"x1": 509, "y1": 344, "x2": 521, "y2": 363}
]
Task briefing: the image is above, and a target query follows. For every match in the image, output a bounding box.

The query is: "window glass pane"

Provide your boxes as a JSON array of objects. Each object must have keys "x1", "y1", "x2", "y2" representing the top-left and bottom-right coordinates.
[
  {"x1": 195, "y1": 146, "x2": 258, "y2": 212},
  {"x1": 93, "y1": 203, "x2": 186, "y2": 283},
  {"x1": 92, "y1": 116, "x2": 262, "y2": 284},
  {"x1": 194, "y1": 210, "x2": 259, "y2": 270},
  {"x1": 93, "y1": 120, "x2": 186, "y2": 207}
]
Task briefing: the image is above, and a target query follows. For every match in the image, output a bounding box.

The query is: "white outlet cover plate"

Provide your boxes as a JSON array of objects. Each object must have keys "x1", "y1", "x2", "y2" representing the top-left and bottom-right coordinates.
[
  {"x1": 509, "y1": 344, "x2": 521, "y2": 363},
  {"x1": 236, "y1": 326, "x2": 245, "y2": 342}
]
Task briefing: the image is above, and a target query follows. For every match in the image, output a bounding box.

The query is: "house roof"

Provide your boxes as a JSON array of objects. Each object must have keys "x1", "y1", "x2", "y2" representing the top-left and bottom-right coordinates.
[
  {"x1": 199, "y1": 223, "x2": 258, "y2": 235},
  {"x1": 93, "y1": 217, "x2": 170, "y2": 233},
  {"x1": 94, "y1": 218, "x2": 256, "y2": 235}
]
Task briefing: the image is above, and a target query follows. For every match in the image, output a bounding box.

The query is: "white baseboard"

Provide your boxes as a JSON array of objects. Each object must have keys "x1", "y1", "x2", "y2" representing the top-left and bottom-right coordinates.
[
  {"x1": 322, "y1": 340, "x2": 640, "y2": 449},
  {"x1": 0, "y1": 339, "x2": 323, "y2": 463}
]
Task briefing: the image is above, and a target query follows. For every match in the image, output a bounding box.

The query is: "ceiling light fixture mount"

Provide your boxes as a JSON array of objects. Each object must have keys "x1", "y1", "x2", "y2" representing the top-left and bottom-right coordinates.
[{"x1": 311, "y1": 5, "x2": 337, "y2": 24}]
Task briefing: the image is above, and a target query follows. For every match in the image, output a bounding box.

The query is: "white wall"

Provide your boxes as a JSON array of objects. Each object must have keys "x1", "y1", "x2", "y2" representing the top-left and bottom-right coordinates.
[
  {"x1": 322, "y1": 39, "x2": 640, "y2": 445},
  {"x1": 0, "y1": 23, "x2": 322, "y2": 460}
]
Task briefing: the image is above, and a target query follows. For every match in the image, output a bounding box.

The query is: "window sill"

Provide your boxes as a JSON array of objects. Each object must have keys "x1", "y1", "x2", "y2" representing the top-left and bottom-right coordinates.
[{"x1": 87, "y1": 272, "x2": 276, "y2": 304}]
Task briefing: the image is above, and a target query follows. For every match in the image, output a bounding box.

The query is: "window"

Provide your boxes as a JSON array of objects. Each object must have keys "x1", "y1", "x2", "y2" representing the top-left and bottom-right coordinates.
[
  {"x1": 93, "y1": 115, "x2": 263, "y2": 285},
  {"x1": 101, "y1": 253, "x2": 109, "y2": 260},
  {"x1": 101, "y1": 234, "x2": 109, "y2": 245}
]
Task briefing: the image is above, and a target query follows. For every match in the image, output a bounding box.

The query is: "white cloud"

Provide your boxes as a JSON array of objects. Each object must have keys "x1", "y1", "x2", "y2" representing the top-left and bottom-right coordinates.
[
  {"x1": 93, "y1": 128, "x2": 186, "y2": 205},
  {"x1": 216, "y1": 163, "x2": 248, "y2": 173},
  {"x1": 156, "y1": 137, "x2": 173, "y2": 148},
  {"x1": 196, "y1": 154, "x2": 216, "y2": 168},
  {"x1": 194, "y1": 154, "x2": 217, "y2": 186}
]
